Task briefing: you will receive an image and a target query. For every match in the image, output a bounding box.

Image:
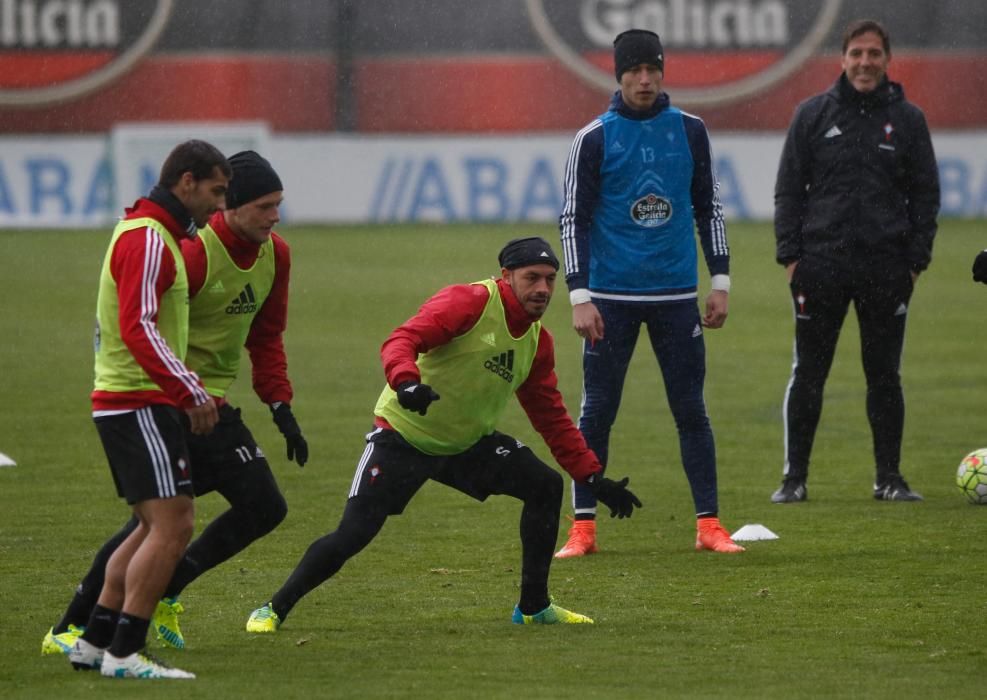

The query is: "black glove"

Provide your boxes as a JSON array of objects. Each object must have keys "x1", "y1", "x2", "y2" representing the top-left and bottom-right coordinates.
[
  {"x1": 270, "y1": 402, "x2": 308, "y2": 466},
  {"x1": 973, "y1": 250, "x2": 987, "y2": 284},
  {"x1": 396, "y1": 381, "x2": 440, "y2": 416},
  {"x1": 587, "y1": 474, "x2": 642, "y2": 519}
]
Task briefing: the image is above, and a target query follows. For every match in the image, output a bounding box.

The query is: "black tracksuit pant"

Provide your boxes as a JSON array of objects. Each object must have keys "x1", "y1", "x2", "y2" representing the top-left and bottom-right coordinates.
[{"x1": 782, "y1": 255, "x2": 914, "y2": 482}]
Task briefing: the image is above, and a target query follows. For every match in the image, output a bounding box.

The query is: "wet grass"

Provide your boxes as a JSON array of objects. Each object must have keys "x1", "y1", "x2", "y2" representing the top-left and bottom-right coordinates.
[{"x1": 1, "y1": 220, "x2": 986, "y2": 698}]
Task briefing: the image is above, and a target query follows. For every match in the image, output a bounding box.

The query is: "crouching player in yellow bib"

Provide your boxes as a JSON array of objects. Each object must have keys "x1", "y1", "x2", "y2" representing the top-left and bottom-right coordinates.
[{"x1": 246, "y1": 237, "x2": 641, "y2": 632}]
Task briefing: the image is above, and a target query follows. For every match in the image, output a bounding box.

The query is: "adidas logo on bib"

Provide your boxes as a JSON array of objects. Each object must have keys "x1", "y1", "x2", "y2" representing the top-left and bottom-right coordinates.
[
  {"x1": 226, "y1": 284, "x2": 258, "y2": 315},
  {"x1": 484, "y1": 350, "x2": 514, "y2": 382}
]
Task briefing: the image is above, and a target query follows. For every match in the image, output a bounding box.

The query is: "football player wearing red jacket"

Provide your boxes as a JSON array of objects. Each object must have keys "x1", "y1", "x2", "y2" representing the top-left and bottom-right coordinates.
[
  {"x1": 56, "y1": 151, "x2": 307, "y2": 678},
  {"x1": 246, "y1": 237, "x2": 641, "y2": 632},
  {"x1": 66, "y1": 141, "x2": 229, "y2": 680}
]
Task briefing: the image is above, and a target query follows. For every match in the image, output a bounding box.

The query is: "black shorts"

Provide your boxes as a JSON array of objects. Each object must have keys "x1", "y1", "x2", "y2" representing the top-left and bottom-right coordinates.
[
  {"x1": 94, "y1": 405, "x2": 193, "y2": 505},
  {"x1": 347, "y1": 427, "x2": 550, "y2": 515},
  {"x1": 185, "y1": 403, "x2": 267, "y2": 497}
]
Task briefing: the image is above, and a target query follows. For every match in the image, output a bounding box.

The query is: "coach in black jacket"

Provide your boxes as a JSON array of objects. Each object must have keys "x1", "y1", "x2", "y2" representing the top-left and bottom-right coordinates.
[{"x1": 771, "y1": 19, "x2": 939, "y2": 504}]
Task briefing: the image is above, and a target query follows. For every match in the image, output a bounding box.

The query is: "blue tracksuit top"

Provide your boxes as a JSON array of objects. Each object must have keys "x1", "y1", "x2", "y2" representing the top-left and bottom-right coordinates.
[{"x1": 560, "y1": 91, "x2": 729, "y2": 301}]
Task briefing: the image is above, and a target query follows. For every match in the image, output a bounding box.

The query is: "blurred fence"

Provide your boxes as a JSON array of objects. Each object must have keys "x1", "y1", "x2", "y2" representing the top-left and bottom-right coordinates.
[
  {"x1": 2, "y1": 0, "x2": 986, "y2": 132},
  {"x1": 1, "y1": 0, "x2": 984, "y2": 226}
]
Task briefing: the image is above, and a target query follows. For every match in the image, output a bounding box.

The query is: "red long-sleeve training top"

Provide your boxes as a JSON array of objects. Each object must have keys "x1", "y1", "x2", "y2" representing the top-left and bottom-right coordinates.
[
  {"x1": 377, "y1": 277, "x2": 601, "y2": 483},
  {"x1": 91, "y1": 199, "x2": 208, "y2": 413},
  {"x1": 182, "y1": 210, "x2": 294, "y2": 406}
]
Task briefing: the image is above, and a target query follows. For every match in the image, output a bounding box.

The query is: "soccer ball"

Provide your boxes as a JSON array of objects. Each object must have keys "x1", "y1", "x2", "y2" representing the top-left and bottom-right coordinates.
[{"x1": 956, "y1": 448, "x2": 987, "y2": 504}]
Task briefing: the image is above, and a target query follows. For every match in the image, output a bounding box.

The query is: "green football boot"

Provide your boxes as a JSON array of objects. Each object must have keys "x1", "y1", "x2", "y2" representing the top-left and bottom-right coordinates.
[
  {"x1": 152, "y1": 597, "x2": 185, "y2": 650},
  {"x1": 246, "y1": 603, "x2": 282, "y2": 633},
  {"x1": 41, "y1": 624, "x2": 84, "y2": 655},
  {"x1": 512, "y1": 602, "x2": 594, "y2": 624}
]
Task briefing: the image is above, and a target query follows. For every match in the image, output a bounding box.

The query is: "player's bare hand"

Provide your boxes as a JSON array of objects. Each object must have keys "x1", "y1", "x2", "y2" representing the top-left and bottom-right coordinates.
[
  {"x1": 703, "y1": 290, "x2": 729, "y2": 329},
  {"x1": 186, "y1": 398, "x2": 218, "y2": 435},
  {"x1": 572, "y1": 302, "x2": 604, "y2": 344}
]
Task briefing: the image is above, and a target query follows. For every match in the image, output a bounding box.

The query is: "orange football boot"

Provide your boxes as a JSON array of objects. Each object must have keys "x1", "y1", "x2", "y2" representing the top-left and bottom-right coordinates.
[
  {"x1": 554, "y1": 517, "x2": 598, "y2": 558},
  {"x1": 695, "y1": 517, "x2": 745, "y2": 553}
]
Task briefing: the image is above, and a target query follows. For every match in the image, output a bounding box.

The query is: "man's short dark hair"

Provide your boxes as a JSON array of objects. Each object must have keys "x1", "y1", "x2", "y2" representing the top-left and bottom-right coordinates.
[
  {"x1": 841, "y1": 19, "x2": 890, "y2": 56},
  {"x1": 158, "y1": 140, "x2": 232, "y2": 189}
]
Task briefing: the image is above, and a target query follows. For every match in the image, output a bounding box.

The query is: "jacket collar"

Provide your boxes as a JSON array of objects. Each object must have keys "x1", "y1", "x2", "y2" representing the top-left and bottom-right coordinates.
[
  {"x1": 830, "y1": 73, "x2": 904, "y2": 108},
  {"x1": 208, "y1": 210, "x2": 264, "y2": 263},
  {"x1": 496, "y1": 278, "x2": 537, "y2": 337},
  {"x1": 609, "y1": 90, "x2": 670, "y2": 120},
  {"x1": 147, "y1": 185, "x2": 197, "y2": 238},
  {"x1": 122, "y1": 197, "x2": 187, "y2": 242}
]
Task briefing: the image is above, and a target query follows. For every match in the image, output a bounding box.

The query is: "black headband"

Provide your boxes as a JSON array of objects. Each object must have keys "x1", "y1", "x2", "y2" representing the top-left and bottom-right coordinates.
[{"x1": 498, "y1": 236, "x2": 560, "y2": 271}]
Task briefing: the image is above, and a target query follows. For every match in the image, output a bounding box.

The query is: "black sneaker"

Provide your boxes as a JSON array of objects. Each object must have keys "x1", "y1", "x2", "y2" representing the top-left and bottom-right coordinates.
[
  {"x1": 771, "y1": 477, "x2": 807, "y2": 503},
  {"x1": 873, "y1": 474, "x2": 923, "y2": 501}
]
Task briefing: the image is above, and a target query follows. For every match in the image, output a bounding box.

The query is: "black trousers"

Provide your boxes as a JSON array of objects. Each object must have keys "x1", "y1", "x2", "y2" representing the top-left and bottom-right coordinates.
[
  {"x1": 269, "y1": 428, "x2": 563, "y2": 620},
  {"x1": 782, "y1": 257, "x2": 913, "y2": 481}
]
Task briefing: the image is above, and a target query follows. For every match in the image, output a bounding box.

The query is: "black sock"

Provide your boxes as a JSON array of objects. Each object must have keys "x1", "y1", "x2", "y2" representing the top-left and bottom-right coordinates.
[
  {"x1": 80, "y1": 604, "x2": 119, "y2": 648},
  {"x1": 54, "y1": 519, "x2": 137, "y2": 633},
  {"x1": 517, "y1": 502, "x2": 558, "y2": 615},
  {"x1": 518, "y1": 586, "x2": 550, "y2": 616},
  {"x1": 513, "y1": 466, "x2": 563, "y2": 616},
  {"x1": 107, "y1": 613, "x2": 151, "y2": 658},
  {"x1": 54, "y1": 584, "x2": 95, "y2": 634},
  {"x1": 573, "y1": 513, "x2": 596, "y2": 521}
]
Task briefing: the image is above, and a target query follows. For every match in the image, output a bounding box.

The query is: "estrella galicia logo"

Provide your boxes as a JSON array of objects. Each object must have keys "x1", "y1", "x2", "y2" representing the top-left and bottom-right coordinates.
[
  {"x1": 484, "y1": 349, "x2": 515, "y2": 383},
  {"x1": 0, "y1": 0, "x2": 174, "y2": 107},
  {"x1": 524, "y1": 0, "x2": 844, "y2": 108},
  {"x1": 630, "y1": 193, "x2": 672, "y2": 227},
  {"x1": 226, "y1": 284, "x2": 258, "y2": 315}
]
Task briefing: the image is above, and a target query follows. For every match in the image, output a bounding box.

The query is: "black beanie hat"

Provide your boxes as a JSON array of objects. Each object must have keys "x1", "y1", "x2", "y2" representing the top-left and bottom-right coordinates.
[
  {"x1": 225, "y1": 150, "x2": 283, "y2": 209},
  {"x1": 613, "y1": 29, "x2": 664, "y2": 81},
  {"x1": 498, "y1": 236, "x2": 560, "y2": 271}
]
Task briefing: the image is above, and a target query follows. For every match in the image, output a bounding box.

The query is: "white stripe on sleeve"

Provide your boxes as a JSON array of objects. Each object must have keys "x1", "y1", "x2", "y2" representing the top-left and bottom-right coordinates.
[{"x1": 138, "y1": 227, "x2": 210, "y2": 405}]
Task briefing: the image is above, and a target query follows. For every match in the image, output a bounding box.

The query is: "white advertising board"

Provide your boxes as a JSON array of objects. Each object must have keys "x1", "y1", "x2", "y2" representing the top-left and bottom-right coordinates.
[
  {"x1": 110, "y1": 122, "x2": 270, "y2": 214},
  {"x1": 0, "y1": 136, "x2": 108, "y2": 228},
  {"x1": 0, "y1": 131, "x2": 985, "y2": 228}
]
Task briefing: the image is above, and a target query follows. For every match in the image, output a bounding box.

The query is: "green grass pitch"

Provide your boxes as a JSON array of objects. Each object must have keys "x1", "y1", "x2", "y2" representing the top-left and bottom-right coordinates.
[{"x1": 1, "y1": 220, "x2": 986, "y2": 698}]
